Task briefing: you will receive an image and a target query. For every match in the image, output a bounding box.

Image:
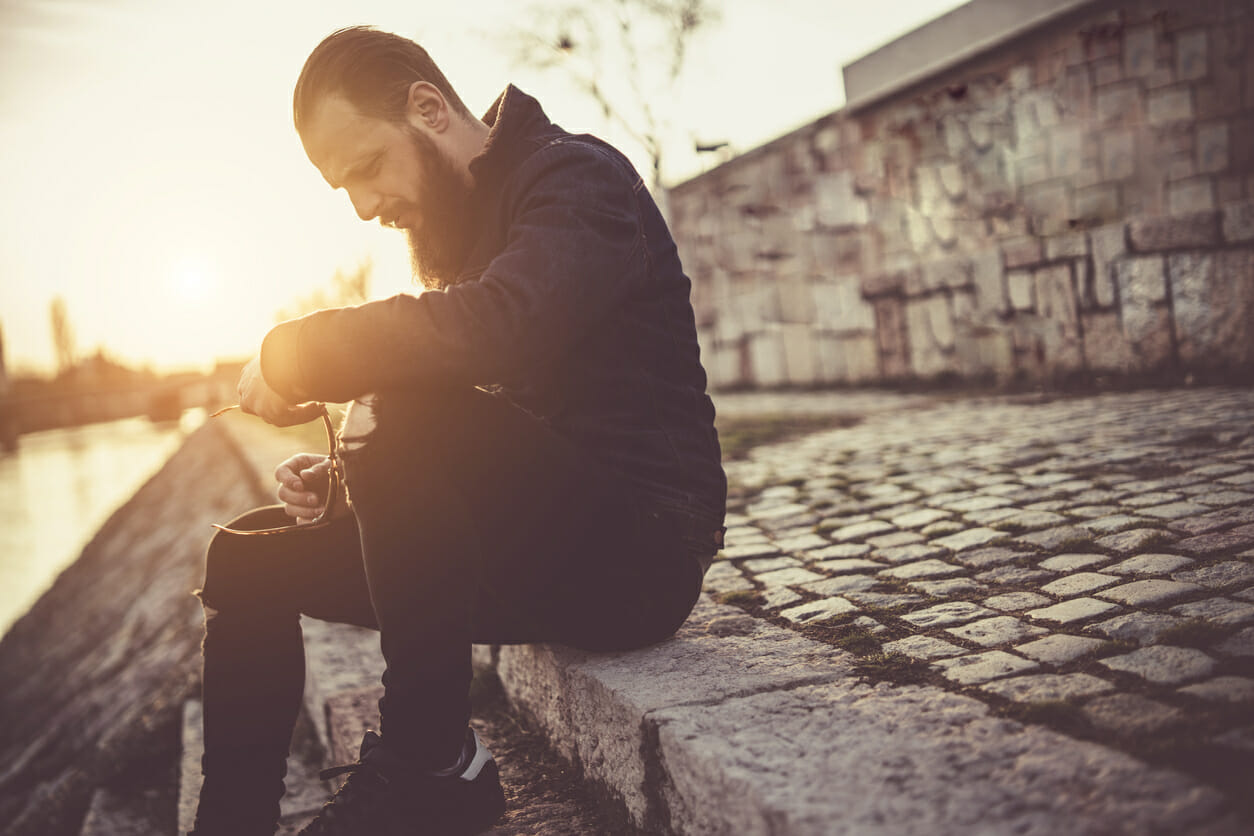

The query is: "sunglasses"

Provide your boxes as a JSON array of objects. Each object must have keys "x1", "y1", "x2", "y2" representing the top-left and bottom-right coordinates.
[{"x1": 209, "y1": 404, "x2": 342, "y2": 536}]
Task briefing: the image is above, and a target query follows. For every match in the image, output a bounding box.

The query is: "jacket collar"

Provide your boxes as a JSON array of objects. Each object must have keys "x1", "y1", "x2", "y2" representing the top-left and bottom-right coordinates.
[{"x1": 468, "y1": 85, "x2": 556, "y2": 190}]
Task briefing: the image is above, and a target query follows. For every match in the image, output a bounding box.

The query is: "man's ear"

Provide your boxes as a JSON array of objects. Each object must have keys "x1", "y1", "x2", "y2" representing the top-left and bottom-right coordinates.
[{"x1": 406, "y1": 81, "x2": 449, "y2": 132}]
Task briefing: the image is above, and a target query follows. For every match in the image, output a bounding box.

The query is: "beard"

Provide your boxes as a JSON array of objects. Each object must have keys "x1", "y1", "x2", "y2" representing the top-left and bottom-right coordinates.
[{"x1": 400, "y1": 127, "x2": 477, "y2": 291}]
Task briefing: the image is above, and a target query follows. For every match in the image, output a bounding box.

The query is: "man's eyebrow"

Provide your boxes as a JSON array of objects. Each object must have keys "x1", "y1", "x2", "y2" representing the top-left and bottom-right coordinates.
[{"x1": 328, "y1": 151, "x2": 381, "y2": 190}]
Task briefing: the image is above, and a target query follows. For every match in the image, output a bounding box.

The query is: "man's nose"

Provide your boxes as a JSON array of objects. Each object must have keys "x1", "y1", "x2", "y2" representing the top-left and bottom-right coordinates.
[{"x1": 348, "y1": 188, "x2": 382, "y2": 222}]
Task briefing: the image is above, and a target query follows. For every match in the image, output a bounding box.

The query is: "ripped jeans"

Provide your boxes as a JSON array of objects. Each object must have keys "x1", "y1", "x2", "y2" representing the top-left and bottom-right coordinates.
[{"x1": 194, "y1": 385, "x2": 706, "y2": 827}]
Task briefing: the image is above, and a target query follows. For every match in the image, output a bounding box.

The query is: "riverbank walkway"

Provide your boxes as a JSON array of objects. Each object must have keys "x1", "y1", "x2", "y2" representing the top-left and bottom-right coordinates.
[{"x1": 178, "y1": 385, "x2": 1254, "y2": 835}]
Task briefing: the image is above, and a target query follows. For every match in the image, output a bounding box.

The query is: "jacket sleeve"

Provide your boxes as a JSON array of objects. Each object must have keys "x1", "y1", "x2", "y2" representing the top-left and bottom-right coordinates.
[{"x1": 260, "y1": 142, "x2": 647, "y2": 404}]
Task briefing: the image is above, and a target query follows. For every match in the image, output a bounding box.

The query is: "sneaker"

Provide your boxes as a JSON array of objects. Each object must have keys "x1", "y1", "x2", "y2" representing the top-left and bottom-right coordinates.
[{"x1": 298, "y1": 729, "x2": 506, "y2": 835}]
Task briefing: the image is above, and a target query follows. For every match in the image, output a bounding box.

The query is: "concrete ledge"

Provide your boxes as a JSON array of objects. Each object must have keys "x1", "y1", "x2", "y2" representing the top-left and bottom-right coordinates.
[
  {"x1": 497, "y1": 594, "x2": 1240, "y2": 835},
  {"x1": 842, "y1": 0, "x2": 1100, "y2": 110}
]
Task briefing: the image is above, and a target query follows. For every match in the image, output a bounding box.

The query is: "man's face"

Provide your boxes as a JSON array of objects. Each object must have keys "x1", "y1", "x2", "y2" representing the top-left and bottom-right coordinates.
[{"x1": 301, "y1": 94, "x2": 475, "y2": 289}]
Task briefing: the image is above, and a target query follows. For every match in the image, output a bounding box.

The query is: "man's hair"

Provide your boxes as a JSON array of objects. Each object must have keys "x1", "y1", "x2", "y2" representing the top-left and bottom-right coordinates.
[{"x1": 293, "y1": 26, "x2": 473, "y2": 134}]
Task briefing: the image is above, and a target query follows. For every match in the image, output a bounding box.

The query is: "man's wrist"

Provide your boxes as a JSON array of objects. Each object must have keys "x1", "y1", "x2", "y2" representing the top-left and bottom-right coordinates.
[{"x1": 260, "y1": 319, "x2": 311, "y2": 403}]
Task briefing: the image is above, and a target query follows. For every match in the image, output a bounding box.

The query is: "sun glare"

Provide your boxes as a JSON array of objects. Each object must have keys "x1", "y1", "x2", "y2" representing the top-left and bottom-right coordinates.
[{"x1": 172, "y1": 258, "x2": 215, "y2": 305}]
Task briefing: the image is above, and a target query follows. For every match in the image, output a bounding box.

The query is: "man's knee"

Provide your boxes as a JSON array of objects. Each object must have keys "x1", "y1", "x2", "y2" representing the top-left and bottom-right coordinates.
[{"x1": 196, "y1": 507, "x2": 295, "y2": 613}]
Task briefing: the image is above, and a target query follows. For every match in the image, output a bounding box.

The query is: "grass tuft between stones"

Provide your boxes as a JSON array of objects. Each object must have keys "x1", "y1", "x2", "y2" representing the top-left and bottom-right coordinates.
[
  {"x1": 715, "y1": 589, "x2": 761, "y2": 607},
  {"x1": 853, "y1": 651, "x2": 931, "y2": 684},
  {"x1": 1157, "y1": 619, "x2": 1230, "y2": 648}
]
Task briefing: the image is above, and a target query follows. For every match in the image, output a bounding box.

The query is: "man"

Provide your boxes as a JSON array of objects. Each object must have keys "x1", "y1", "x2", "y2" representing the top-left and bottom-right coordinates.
[{"x1": 191, "y1": 25, "x2": 725, "y2": 836}]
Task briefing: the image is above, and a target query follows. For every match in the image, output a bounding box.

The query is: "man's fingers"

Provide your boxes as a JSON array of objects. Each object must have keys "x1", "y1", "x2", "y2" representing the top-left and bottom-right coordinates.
[{"x1": 268, "y1": 402, "x2": 326, "y2": 428}]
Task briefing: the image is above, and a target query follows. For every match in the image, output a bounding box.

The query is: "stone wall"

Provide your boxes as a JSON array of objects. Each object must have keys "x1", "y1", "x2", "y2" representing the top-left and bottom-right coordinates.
[{"x1": 670, "y1": 0, "x2": 1254, "y2": 388}]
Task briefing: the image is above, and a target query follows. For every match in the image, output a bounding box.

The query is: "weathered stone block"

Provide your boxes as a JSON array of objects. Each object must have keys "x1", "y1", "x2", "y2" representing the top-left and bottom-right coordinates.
[
  {"x1": 1002, "y1": 236, "x2": 1044, "y2": 270},
  {"x1": 1050, "y1": 124, "x2": 1085, "y2": 177},
  {"x1": 817, "y1": 334, "x2": 879, "y2": 384},
  {"x1": 1128, "y1": 211, "x2": 1221, "y2": 251},
  {"x1": 955, "y1": 329, "x2": 1015, "y2": 378},
  {"x1": 1098, "y1": 129, "x2": 1136, "y2": 181},
  {"x1": 1169, "y1": 250, "x2": 1254, "y2": 367},
  {"x1": 1123, "y1": 25, "x2": 1157, "y2": 78},
  {"x1": 780, "y1": 323, "x2": 817, "y2": 385},
  {"x1": 748, "y1": 329, "x2": 787, "y2": 387},
  {"x1": 860, "y1": 270, "x2": 907, "y2": 298},
  {"x1": 1007, "y1": 270, "x2": 1035, "y2": 311},
  {"x1": 1175, "y1": 29, "x2": 1209, "y2": 81},
  {"x1": 1023, "y1": 182, "x2": 1075, "y2": 236},
  {"x1": 1221, "y1": 200, "x2": 1254, "y2": 243},
  {"x1": 970, "y1": 249, "x2": 1007, "y2": 315},
  {"x1": 1197, "y1": 122, "x2": 1229, "y2": 174},
  {"x1": 1074, "y1": 185, "x2": 1120, "y2": 224},
  {"x1": 874, "y1": 299, "x2": 910, "y2": 378},
  {"x1": 1148, "y1": 87, "x2": 1194, "y2": 125},
  {"x1": 1115, "y1": 255, "x2": 1167, "y2": 302},
  {"x1": 813, "y1": 278, "x2": 875, "y2": 333},
  {"x1": 906, "y1": 296, "x2": 957, "y2": 377},
  {"x1": 914, "y1": 255, "x2": 972, "y2": 295},
  {"x1": 1168, "y1": 178, "x2": 1216, "y2": 215},
  {"x1": 776, "y1": 279, "x2": 814, "y2": 324},
  {"x1": 1096, "y1": 82, "x2": 1144, "y2": 125},
  {"x1": 1088, "y1": 222, "x2": 1126, "y2": 307},
  {"x1": 814, "y1": 170, "x2": 869, "y2": 228}
]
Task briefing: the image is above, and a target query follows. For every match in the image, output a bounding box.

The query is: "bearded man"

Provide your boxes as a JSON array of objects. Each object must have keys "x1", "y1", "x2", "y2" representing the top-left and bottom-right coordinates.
[{"x1": 188, "y1": 25, "x2": 725, "y2": 836}]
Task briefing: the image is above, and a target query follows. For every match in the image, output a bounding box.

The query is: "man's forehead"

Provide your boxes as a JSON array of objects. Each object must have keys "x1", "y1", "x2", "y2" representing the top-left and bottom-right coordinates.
[{"x1": 302, "y1": 95, "x2": 386, "y2": 183}]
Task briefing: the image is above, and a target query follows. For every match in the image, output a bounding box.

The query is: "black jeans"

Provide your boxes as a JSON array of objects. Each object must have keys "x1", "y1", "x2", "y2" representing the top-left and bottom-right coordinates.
[{"x1": 195, "y1": 386, "x2": 706, "y2": 826}]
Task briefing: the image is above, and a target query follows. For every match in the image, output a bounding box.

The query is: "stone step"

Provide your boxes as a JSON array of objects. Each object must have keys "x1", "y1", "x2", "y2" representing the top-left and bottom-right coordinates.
[{"x1": 496, "y1": 593, "x2": 1245, "y2": 835}]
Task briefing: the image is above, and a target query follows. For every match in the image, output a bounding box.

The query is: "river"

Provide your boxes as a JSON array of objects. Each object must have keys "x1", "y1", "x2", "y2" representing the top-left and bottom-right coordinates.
[{"x1": 0, "y1": 411, "x2": 203, "y2": 638}]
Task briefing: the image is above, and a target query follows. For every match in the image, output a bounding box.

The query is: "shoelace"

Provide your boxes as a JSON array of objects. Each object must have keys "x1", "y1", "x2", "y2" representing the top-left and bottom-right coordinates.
[{"x1": 302, "y1": 759, "x2": 392, "y2": 833}]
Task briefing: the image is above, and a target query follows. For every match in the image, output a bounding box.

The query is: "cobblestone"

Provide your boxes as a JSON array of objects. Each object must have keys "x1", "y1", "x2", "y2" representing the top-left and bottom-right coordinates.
[
  {"x1": 1105, "y1": 553, "x2": 1193, "y2": 575},
  {"x1": 981, "y1": 672, "x2": 1115, "y2": 702},
  {"x1": 899, "y1": 601, "x2": 994, "y2": 628},
  {"x1": 1178, "y1": 677, "x2": 1254, "y2": 703},
  {"x1": 1083, "y1": 694, "x2": 1183, "y2": 735},
  {"x1": 1097, "y1": 579, "x2": 1203, "y2": 606},
  {"x1": 1099, "y1": 646, "x2": 1216, "y2": 684},
  {"x1": 715, "y1": 387, "x2": 1254, "y2": 818},
  {"x1": 946, "y1": 616, "x2": 1046, "y2": 647},
  {"x1": 742, "y1": 556, "x2": 802, "y2": 573},
  {"x1": 983, "y1": 591, "x2": 1051, "y2": 612},
  {"x1": 1027, "y1": 597, "x2": 1120, "y2": 625},
  {"x1": 754, "y1": 567, "x2": 826, "y2": 588},
  {"x1": 935, "y1": 650, "x2": 1038, "y2": 685},
  {"x1": 1040, "y1": 572, "x2": 1121, "y2": 597},
  {"x1": 1175, "y1": 560, "x2": 1254, "y2": 589},
  {"x1": 1170, "y1": 597, "x2": 1254, "y2": 627},
  {"x1": 878, "y1": 559, "x2": 963, "y2": 580},
  {"x1": 876, "y1": 543, "x2": 947, "y2": 564},
  {"x1": 909, "y1": 578, "x2": 987, "y2": 597},
  {"x1": 779, "y1": 596, "x2": 857, "y2": 624},
  {"x1": 1015, "y1": 634, "x2": 1107, "y2": 664},
  {"x1": 1038, "y1": 553, "x2": 1110, "y2": 572},
  {"x1": 801, "y1": 575, "x2": 876, "y2": 596},
  {"x1": 810, "y1": 543, "x2": 872, "y2": 560},
  {"x1": 951, "y1": 546, "x2": 1029, "y2": 569},
  {"x1": 1216, "y1": 626, "x2": 1254, "y2": 657},
  {"x1": 881, "y1": 634, "x2": 966, "y2": 660},
  {"x1": 1088, "y1": 612, "x2": 1184, "y2": 645},
  {"x1": 812, "y1": 558, "x2": 881, "y2": 575},
  {"x1": 932, "y1": 527, "x2": 1008, "y2": 552},
  {"x1": 1095, "y1": 528, "x2": 1178, "y2": 554}
]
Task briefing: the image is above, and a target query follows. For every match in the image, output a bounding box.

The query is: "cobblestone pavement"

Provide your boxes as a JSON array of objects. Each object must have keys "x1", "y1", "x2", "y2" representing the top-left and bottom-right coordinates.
[{"x1": 709, "y1": 386, "x2": 1254, "y2": 804}]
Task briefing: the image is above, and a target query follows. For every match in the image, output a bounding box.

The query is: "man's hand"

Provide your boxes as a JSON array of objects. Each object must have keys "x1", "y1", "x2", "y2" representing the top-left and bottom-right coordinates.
[
  {"x1": 237, "y1": 356, "x2": 324, "y2": 427},
  {"x1": 275, "y1": 453, "x2": 339, "y2": 523}
]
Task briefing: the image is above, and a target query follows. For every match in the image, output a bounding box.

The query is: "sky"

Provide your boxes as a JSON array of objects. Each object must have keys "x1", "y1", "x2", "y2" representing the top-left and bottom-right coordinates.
[{"x1": 0, "y1": 0, "x2": 966, "y2": 375}]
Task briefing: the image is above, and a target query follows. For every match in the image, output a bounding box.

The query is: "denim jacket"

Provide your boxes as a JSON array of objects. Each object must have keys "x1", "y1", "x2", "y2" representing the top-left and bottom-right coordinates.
[{"x1": 261, "y1": 86, "x2": 726, "y2": 532}]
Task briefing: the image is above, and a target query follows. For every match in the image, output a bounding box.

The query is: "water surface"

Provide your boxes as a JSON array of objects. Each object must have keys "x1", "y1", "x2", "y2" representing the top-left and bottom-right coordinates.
[{"x1": 0, "y1": 412, "x2": 200, "y2": 637}]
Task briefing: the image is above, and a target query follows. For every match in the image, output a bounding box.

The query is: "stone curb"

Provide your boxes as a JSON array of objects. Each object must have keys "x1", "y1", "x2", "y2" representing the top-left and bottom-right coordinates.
[{"x1": 498, "y1": 593, "x2": 1243, "y2": 835}]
